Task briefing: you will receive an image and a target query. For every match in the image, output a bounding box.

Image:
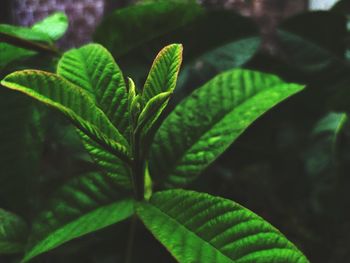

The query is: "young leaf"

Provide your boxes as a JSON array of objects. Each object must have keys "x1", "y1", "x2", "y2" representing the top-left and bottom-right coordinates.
[
  {"x1": 128, "y1": 77, "x2": 136, "y2": 111},
  {"x1": 0, "y1": 209, "x2": 28, "y2": 254},
  {"x1": 130, "y1": 94, "x2": 143, "y2": 128},
  {"x1": 149, "y1": 69, "x2": 304, "y2": 187},
  {"x1": 1, "y1": 70, "x2": 131, "y2": 164},
  {"x1": 22, "y1": 172, "x2": 134, "y2": 263},
  {"x1": 136, "y1": 91, "x2": 172, "y2": 147},
  {"x1": 31, "y1": 12, "x2": 68, "y2": 41},
  {"x1": 142, "y1": 44, "x2": 183, "y2": 102},
  {"x1": 57, "y1": 43, "x2": 130, "y2": 138},
  {"x1": 137, "y1": 189, "x2": 309, "y2": 263}
]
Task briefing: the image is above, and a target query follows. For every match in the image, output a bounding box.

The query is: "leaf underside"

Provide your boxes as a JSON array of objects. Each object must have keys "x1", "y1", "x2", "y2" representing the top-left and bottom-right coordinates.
[
  {"x1": 149, "y1": 69, "x2": 304, "y2": 187},
  {"x1": 137, "y1": 189, "x2": 309, "y2": 263},
  {"x1": 22, "y1": 172, "x2": 134, "y2": 263}
]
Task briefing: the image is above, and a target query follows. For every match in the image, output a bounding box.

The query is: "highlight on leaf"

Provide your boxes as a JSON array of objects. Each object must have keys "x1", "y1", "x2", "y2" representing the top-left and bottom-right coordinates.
[
  {"x1": 0, "y1": 70, "x2": 131, "y2": 164},
  {"x1": 137, "y1": 189, "x2": 309, "y2": 263},
  {"x1": 142, "y1": 43, "x2": 183, "y2": 102},
  {"x1": 149, "y1": 69, "x2": 305, "y2": 188}
]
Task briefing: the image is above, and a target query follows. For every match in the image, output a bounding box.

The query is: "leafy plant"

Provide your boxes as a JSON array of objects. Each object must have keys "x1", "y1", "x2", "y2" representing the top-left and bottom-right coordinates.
[
  {"x1": 0, "y1": 41, "x2": 308, "y2": 262},
  {"x1": 94, "y1": 0, "x2": 260, "y2": 91}
]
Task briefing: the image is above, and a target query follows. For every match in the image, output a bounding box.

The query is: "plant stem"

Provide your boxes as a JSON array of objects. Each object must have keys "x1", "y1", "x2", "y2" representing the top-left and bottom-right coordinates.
[
  {"x1": 132, "y1": 130, "x2": 145, "y2": 200},
  {"x1": 0, "y1": 31, "x2": 60, "y2": 55},
  {"x1": 124, "y1": 215, "x2": 137, "y2": 263}
]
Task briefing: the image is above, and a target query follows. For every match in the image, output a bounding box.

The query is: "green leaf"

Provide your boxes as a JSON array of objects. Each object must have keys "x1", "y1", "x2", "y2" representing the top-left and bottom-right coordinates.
[
  {"x1": 142, "y1": 44, "x2": 183, "y2": 102},
  {"x1": 277, "y1": 12, "x2": 347, "y2": 76},
  {"x1": 128, "y1": 77, "x2": 137, "y2": 111},
  {"x1": 137, "y1": 189, "x2": 309, "y2": 263},
  {"x1": 1, "y1": 70, "x2": 131, "y2": 164},
  {"x1": 32, "y1": 12, "x2": 68, "y2": 41},
  {"x1": 0, "y1": 209, "x2": 28, "y2": 254},
  {"x1": 94, "y1": 0, "x2": 203, "y2": 57},
  {"x1": 95, "y1": 2, "x2": 259, "y2": 88},
  {"x1": 306, "y1": 111, "x2": 347, "y2": 175},
  {"x1": 0, "y1": 44, "x2": 36, "y2": 69},
  {"x1": 304, "y1": 112, "x2": 347, "y2": 212},
  {"x1": 0, "y1": 24, "x2": 52, "y2": 43},
  {"x1": 178, "y1": 36, "x2": 260, "y2": 90},
  {"x1": 78, "y1": 132, "x2": 132, "y2": 189},
  {"x1": 130, "y1": 94, "x2": 143, "y2": 128},
  {"x1": 22, "y1": 172, "x2": 134, "y2": 262},
  {"x1": 136, "y1": 91, "x2": 172, "y2": 153},
  {"x1": 57, "y1": 43, "x2": 130, "y2": 138},
  {"x1": 149, "y1": 69, "x2": 304, "y2": 187}
]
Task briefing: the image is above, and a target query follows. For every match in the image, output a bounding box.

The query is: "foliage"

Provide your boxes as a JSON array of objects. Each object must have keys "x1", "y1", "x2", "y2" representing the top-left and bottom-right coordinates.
[
  {"x1": 2, "y1": 0, "x2": 350, "y2": 262},
  {"x1": 0, "y1": 38, "x2": 307, "y2": 262}
]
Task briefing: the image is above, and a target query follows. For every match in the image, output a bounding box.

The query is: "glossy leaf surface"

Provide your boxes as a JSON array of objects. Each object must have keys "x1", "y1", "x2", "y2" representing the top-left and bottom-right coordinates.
[
  {"x1": 142, "y1": 44, "x2": 183, "y2": 102},
  {"x1": 150, "y1": 69, "x2": 304, "y2": 187},
  {"x1": 57, "y1": 43, "x2": 130, "y2": 138},
  {"x1": 137, "y1": 189, "x2": 309, "y2": 263}
]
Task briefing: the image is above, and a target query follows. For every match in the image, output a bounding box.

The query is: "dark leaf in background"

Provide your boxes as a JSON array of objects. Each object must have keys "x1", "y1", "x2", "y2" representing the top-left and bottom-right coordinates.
[
  {"x1": 0, "y1": 208, "x2": 28, "y2": 254},
  {"x1": 94, "y1": 0, "x2": 260, "y2": 90}
]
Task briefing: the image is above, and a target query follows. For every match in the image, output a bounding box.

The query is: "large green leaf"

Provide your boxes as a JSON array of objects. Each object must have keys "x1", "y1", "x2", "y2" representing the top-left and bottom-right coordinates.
[
  {"x1": 57, "y1": 43, "x2": 130, "y2": 138},
  {"x1": 31, "y1": 12, "x2": 68, "y2": 41},
  {"x1": 137, "y1": 189, "x2": 309, "y2": 263},
  {"x1": 142, "y1": 43, "x2": 183, "y2": 102},
  {"x1": 149, "y1": 69, "x2": 304, "y2": 187},
  {"x1": 0, "y1": 209, "x2": 28, "y2": 254},
  {"x1": 22, "y1": 172, "x2": 134, "y2": 262},
  {"x1": 1, "y1": 70, "x2": 131, "y2": 163}
]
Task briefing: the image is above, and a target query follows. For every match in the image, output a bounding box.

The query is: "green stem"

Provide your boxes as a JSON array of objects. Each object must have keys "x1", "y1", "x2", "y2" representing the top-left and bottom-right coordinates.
[
  {"x1": 124, "y1": 215, "x2": 137, "y2": 263},
  {"x1": 132, "y1": 131, "x2": 145, "y2": 200}
]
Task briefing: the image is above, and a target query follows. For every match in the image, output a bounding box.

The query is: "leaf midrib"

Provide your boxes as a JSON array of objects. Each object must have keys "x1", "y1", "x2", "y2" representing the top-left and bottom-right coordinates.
[
  {"x1": 165, "y1": 82, "x2": 286, "y2": 182},
  {"x1": 142, "y1": 202, "x2": 233, "y2": 263}
]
